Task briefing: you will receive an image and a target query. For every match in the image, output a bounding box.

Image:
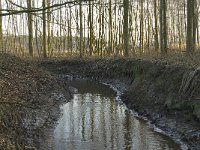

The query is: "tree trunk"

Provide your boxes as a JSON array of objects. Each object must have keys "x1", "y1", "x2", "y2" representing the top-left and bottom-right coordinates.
[
  {"x1": 123, "y1": 0, "x2": 129, "y2": 57},
  {"x1": 88, "y1": 0, "x2": 93, "y2": 56},
  {"x1": 79, "y1": 0, "x2": 83, "y2": 58},
  {"x1": 154, "y1": 0, "x2": 159, "y2": 51},
  {"x1": 186, "y1": 0, "x2": 195, "y2": 54},
  {"x1": 42, "y1": 0, "x2": 47, "y2": 58},
  {"x1": 47, "y1": 0, "x2": 51, "y2": 56},
  {"x1": 163, "y1": 0, "x2": 167, "y2": 53},
  {"x1": 27, "y1": 0, "x2": 33, "y2": 56},
  {"x1": 108, "y1": 0, "x2": 113, "y2": 55},
  {"x1": 0, "y1": 0, "x2": 2, "y2": 52},
  {"x1": 140, "y1": 0, "x2": 144, "y2": 54},
  {"x1": 160, "y1": 0, "x2": 167, "y2": 54},
  {"x1": 193, "y1": 0, "x2": 197, "y2": 51}
]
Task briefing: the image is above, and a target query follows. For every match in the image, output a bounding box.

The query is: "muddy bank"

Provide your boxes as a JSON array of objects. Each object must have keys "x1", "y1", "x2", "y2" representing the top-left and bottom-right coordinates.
[
  {"x1": 0, "y1": 54, "x2": 72, "y2": 149},
  {"x1": 39, "y1": 58, "x2": 200, "y2": 149}
]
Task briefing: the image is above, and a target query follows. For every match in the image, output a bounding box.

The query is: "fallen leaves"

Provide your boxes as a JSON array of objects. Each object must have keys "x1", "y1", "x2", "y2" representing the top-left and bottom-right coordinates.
[{"x1": 0, "y1": 53, "x2": 71, "y2": 149}]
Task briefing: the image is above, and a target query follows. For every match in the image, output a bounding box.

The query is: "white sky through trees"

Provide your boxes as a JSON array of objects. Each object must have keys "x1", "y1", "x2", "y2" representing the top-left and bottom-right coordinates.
[
  {"x1": 1, "y1": 0, "x2": 200, "y2": 51},
  {"x1": 1, "y1": 0, "x2": 110, "y2": 37}
]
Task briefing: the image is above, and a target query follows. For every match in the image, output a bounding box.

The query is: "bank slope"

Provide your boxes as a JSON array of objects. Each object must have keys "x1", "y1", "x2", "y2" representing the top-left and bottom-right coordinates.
[
  {"x1": 40, "y1": 58, "x2": 200, "y2": 149},
  {"x1": 0, "y1": 54, "x2": 71, "y2": 149}
]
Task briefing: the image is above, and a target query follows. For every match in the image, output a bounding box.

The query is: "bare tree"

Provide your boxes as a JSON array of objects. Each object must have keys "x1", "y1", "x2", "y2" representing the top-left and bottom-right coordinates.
[
  {"x1": 0, "y1": 0, "x2": 2, "y2": 52},
  {"x1": 160, "y1": 0, "x2": 167, "y2": 54},
  {"x1": 140, "y1": 0, "x2": 144, "y2": 54},
  {"x1": 186, "y1": 0, "x2": 195, "y2": 54},
  {"x1": 108, "y1": 0, "x2": 113, "y2": 54},
  {"x1": 79, "y1": 0, "x2": 83, "y2": 58},
  {"x1": 27, "y1": 0, "x2": 33, "y2": 56},
  {"x1": 123, "y1": 0, "x2": 129, "y2": 57},
  {"x1": 47, "y1": 0, "x2": 51, "y2": 56},
  {"x1": 43, "y1": 0, "x2": 47, "y2": 58},
  {"x1": 88, "y1": 0, "x2": 93, "y2": 56},
  {"x1": 154, "y1": 0, "x2": 159, "y2": 51}
]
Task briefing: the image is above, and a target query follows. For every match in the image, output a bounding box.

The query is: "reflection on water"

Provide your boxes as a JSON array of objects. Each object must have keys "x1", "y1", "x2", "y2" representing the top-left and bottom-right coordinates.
[{"x1": 52, "y1": 80, "x2": 180, "y2": 150}]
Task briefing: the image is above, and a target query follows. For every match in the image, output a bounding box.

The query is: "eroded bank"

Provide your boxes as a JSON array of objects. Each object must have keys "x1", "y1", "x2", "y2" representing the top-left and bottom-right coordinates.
[{"x1": 39, "y1": 58, "x2": 200, "y2": 150}]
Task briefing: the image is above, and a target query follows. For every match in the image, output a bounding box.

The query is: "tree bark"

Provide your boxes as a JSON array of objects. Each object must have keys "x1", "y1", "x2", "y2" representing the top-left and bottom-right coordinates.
[
  {"x1": 160, "y1": 0, "x2": 167, "y2": 54},
  {"x1": 186, "y1": 0, "x2": 195, "y2": 54},
  {"x1": 123, "y1": 0, "x2": 129, "y2": 57},
  {"x1": 47, "y1": 0, "x2": 51, "y2": 56},
  {"x1": 154, "y1": 0, "x2": 159, "y2": 51},
  {"x1": 163, "y1": 0, "x2": 167, "y2": 53},
  {"x1": 108, "y1": 0, "x2": 113, "y2": 55},
  {"x1": 88, "y1": 1, "x2": 93, "y2": 56},
  {"x1": 0, "y1": 0, "x2": 2, "y2": 52},
  {"x1": 43, "y1": 0, "x2": 47, "y2": 58},
  {"x1": 27, "y1": 0, "x2": 33, "y2": 56},
  {"x1": 140, "y1": 0, "x2": 144, "y2": 54},
  {"x1": 79, "y1": 0, "x2": 83, "y2": 58}
]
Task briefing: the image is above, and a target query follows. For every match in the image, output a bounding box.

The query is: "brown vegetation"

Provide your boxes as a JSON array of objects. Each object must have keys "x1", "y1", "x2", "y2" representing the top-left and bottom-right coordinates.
[{"x1": 0, "y1": 53, "x2": 71, "y2": 149}]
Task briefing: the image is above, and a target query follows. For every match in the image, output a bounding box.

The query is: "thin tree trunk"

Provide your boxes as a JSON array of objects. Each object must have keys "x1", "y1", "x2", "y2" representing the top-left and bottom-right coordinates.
[
  {"x1": 68, "y1": 8, "x2": 72, "y2": 54},
  {"x1": 108, "y1": 0, "x2": 113, "y2": 55},
  {"x1": 101, "y1": 3, "x2": 105, "y2": 57},
  {"x1": 140, "y1": 0, "x2": 144, "y2": 54},
  {"x1": 59, "y1": 1, "x2": 62, "y2": 54},
  {"x1": 27, "y1": 0, "x2": 33, "y2": 56},
  {"x1": 186, "y1": 0, "x2": 194, "y2": 54},
  {"x1": 160, "y1": 0, "x2": 167, "y2": 54},
  {"x1": 123, "y1": 0, "x2": 129, "y2": 57},
  {"x1": 147, "y1": 0, "x2": 150, "y2": 53},
  {"x1": 43, "y1": 0, "x2": 47, "y2": 58},
  {"x1": 79, "y1": 0, "x2": 83, "y2": 58},
  {"x1": 35, "y1": 18, "x2": 40, "y2": 57},
  {"x1": 0, "y1": 0, "x2": 2, "y2": 52},
  {"x1": 98, "y1": 0, "x2": 102, "y2": 57},
  {"x1": 178, "y1": 0, "x2": 182, "y2": 50},
  {"x1": 154, "y1": 0, "x2": 159, "y2": 51},
  {"x1": 163, "y1": 0, "x2": 167, "y2": 53},
  {"x1": 47, "y1": 0, "x2": 51, "y2": 56},
  {"x1": 83, "y1": 15, "x2": 85, "y2": 56},
  {"x1": 193, "y1": 0, "x2": 197, "y2": 51},
  {"x1": 88, "y1": 0, "x2": 93, "y2": 56}
]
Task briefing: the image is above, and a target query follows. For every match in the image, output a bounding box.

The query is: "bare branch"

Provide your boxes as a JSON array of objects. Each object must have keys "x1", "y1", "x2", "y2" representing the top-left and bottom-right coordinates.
[{"x1": 0, "y1": 0, "x2": 78, "y2": 16}]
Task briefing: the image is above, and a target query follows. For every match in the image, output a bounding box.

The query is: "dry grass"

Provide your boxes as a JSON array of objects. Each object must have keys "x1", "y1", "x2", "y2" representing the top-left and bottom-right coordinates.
[{"x1": 4, "y1": 47, "x2": 200, "y2": 69}]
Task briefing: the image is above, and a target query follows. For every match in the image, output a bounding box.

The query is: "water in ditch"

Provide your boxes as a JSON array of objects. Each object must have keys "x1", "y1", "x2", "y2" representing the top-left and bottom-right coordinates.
[{"x1": 49, "y1": 80, "x2": 181, "y2": 150}]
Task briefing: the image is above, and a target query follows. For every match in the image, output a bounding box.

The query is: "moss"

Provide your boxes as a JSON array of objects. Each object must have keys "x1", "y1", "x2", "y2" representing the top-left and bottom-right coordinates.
[{"x1": 193, "y1": 104, "x2": 200, "y2": 120}]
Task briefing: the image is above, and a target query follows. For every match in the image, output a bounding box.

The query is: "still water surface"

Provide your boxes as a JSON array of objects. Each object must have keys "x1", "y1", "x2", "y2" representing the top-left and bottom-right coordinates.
[{"x1": 52, "y1": 80, "x2": 180, "y2": 150}]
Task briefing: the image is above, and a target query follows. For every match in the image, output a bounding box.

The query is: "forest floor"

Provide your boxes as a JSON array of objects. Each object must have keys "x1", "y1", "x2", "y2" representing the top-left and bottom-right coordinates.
[
  {"x1": 38, "y1": 54, "x2": 200, "y2": 150},
  {"x1": 0, "y1": 53, "x2": 72, "y2": 149}
]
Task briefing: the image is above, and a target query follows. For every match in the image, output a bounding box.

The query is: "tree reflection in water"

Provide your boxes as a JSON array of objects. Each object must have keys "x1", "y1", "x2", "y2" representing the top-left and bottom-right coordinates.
[{"x1": 51, "y1": 80, "x2": 180, "y2": 150}]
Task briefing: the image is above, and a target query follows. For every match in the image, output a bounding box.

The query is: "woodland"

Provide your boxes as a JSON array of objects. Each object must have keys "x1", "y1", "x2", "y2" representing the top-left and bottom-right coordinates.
[
  {"x1": 1, "y1": 0, "x2": 200, "y2": 149},
  {"x1": 0, "y1": 0, "x2": 199, "y2": 59}
]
